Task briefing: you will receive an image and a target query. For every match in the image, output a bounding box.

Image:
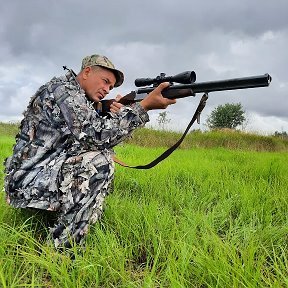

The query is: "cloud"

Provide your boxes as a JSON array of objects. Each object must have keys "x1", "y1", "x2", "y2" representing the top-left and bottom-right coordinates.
[{"x1": 0, "y1": 0, "x2": 287, "y2": 134}]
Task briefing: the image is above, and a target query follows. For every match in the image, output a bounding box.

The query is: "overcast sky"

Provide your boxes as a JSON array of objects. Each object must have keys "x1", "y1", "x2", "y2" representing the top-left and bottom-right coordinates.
[{"x1": 0, "y1": 0, "x2": 287, "y2": 134}]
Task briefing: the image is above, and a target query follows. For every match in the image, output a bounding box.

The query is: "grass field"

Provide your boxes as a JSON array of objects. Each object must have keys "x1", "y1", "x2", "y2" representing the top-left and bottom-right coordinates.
[{"x1": 1, "y1": 124, "x2": 288, "y2": 287}]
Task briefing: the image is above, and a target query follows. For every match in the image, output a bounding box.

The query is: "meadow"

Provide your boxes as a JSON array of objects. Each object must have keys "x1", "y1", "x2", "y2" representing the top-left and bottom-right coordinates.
[{"x1": 0, "y1": 123, "x2": 288, "y2": 287}]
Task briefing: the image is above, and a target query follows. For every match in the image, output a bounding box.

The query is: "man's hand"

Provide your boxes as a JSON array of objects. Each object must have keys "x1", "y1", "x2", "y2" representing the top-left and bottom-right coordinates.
[
  {"x1": 140, "y1": 82, "x2": 176, "y2": 111},
  {"x1": 110, "y1": 95, "x2": 124, "y2": 113}
]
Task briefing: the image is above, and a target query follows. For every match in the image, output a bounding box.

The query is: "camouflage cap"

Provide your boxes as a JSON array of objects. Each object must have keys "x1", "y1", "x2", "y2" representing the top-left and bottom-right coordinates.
[{"x1": 81, "y1": 54, "x2": 124, "y2": 87}]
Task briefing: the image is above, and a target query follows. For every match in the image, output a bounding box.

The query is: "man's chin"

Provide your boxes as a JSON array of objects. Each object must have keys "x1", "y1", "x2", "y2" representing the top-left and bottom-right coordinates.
[
  {"x1": 94, "y1": 94, "x2": 104, "y2": 102},
  {"x1": 86, "y1": 94, "x2": 101, "y2": 103}
]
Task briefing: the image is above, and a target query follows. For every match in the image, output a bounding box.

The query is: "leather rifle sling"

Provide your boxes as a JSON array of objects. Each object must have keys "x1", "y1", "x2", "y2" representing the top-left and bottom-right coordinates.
[{"x1": 113, "y1": 93, "x2": 209, "y2": 169}]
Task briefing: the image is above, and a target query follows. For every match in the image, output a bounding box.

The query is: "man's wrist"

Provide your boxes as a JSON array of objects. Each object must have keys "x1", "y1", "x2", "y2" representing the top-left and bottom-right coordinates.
[{"x1": 139, "y1": 99, "x2": 149, "y2": 111}]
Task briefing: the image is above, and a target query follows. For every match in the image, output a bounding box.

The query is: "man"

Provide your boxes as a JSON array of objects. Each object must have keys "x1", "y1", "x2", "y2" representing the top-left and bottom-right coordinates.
[{"x1": 4, "y1": 54, "x2": 176, "y2": 249}]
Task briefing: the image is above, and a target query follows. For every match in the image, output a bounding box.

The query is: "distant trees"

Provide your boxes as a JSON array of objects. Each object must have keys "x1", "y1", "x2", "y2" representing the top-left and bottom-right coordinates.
[
  {"x1": 206, "y1": 103, "x2": 246, "y2": 130},
  {"x1": 274, "y1": 131, "x2": 288, "y2": 139},
  {"x1": 157, "y1": 111, "x2": 171, "y2": 130}
]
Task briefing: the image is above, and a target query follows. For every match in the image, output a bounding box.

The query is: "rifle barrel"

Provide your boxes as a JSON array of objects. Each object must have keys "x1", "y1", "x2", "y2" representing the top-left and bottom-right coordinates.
[
  {"x1": 137, "y1": 73, "x2": 272, "y2": 97},
  {"x1": 190, "y1": 73, "x2": 272, "y2": 93}
]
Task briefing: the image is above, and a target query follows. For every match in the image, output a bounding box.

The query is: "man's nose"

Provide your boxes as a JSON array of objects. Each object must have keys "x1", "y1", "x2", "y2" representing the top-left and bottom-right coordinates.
[{"x1": 103, "y1": 85, "x2": 110, "y2": 94}]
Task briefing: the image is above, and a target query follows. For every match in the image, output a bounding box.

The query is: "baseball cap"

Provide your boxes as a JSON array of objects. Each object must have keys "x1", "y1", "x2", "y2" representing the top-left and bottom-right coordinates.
[{"x1": 81, "y1": 54, "x2": 124, "y2": 87}]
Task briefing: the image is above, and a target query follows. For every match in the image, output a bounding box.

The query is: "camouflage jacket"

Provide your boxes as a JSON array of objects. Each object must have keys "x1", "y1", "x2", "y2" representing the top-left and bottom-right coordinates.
[{"x1": 4, "y1": 71, "x2": 149, "y2": 208}]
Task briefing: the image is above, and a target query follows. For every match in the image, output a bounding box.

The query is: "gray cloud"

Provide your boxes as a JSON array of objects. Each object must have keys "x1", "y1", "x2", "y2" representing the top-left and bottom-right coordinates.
[{"x1": 0, "y1": 0, "x2": 287, "y2": 133}]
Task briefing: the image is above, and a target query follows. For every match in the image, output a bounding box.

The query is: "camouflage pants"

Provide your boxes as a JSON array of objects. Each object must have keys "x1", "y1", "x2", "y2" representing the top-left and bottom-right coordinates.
[{"x1": 49, "y1": 151, "x2": 114, "y2": 248}]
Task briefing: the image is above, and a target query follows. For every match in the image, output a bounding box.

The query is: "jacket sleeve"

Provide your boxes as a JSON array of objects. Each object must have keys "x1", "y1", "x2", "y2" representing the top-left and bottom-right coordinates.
[{"x1": 52, "y1": 82, "x2": 149, "y2": 150}]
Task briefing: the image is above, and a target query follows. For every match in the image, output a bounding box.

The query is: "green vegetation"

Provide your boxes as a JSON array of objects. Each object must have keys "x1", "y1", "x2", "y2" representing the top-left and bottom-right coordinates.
[
  {"x1": 0, "y1": 122, "x2": 20, "y2": 138},
  {"x1": 126, "y1": 128, "x2": 288, "y2": 152},
  {"x1": 1, "y1": 122, "x2": 288, "y2": 152},
  {"x1": 206, "y1": 103, "x2": 246, "y2": 130},
  {"x1": 1, "y1": 123, "x2": 288, "y2": 287}
]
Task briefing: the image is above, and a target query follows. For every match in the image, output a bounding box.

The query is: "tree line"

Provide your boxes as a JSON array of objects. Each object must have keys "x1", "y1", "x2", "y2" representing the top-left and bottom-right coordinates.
[{"x1": 157, "y1": 103, "x2": 246, "y2": 130}]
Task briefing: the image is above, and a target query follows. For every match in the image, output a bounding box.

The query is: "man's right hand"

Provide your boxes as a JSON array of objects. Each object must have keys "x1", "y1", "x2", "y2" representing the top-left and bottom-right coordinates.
[{"x1": 140, "y1": 82, "x2": 176, "y2": 111}]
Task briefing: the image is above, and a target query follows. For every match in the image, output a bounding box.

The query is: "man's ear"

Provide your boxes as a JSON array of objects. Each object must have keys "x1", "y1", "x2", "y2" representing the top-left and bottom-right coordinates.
[{"x1": 82, "y1": 66, "x2": 92, "y2": 80}]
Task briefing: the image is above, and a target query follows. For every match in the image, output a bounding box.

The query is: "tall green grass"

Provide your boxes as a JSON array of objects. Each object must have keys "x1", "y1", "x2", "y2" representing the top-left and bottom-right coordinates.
[{"x1": 1, "y1": 126, "x2": 288, "y2": 287}]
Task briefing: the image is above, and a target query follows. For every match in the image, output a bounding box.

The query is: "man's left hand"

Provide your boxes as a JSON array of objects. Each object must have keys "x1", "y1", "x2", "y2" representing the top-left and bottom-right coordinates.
[{"x1": 110, "y1": 94, "x2": 124, "y2": 113}]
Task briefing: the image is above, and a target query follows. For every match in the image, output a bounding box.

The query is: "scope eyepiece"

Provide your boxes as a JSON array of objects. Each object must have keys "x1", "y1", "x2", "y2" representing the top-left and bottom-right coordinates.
[{"x1": 135, "y1": 71, "x2": 196, "y2": 87}]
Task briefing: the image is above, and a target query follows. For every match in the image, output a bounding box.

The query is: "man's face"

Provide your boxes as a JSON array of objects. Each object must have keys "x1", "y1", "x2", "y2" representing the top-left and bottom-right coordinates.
[{"x1": 81, "y1": 66, "x2": 117, "y2": 103}]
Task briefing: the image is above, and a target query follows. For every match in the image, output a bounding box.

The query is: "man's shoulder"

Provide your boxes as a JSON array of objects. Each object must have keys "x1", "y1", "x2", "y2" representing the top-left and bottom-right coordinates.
[
  {"x1": 45, "y1": 73, "x2": 79, "y2": 93},
  {"x1": 45, "y1": 73, "x2": 86, "y2": 105},
  {"x1": 47, "y1": 74, "x2": 70, "y2": 87}
]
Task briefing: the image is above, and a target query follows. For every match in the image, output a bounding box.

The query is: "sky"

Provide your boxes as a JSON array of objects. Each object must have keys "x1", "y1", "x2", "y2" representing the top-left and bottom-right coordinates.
[{"x1": 0, "y1": 0, "x2": 287, "y2": 134}]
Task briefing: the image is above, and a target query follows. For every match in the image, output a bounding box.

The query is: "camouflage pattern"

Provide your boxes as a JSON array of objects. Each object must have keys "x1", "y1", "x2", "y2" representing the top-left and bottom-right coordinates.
[
  {"x1": 4, "y1": 70, "x2": 149, "y2": 247},
  {"x1": 81, "y1": 54, "x2": 124, "y2": 87}
]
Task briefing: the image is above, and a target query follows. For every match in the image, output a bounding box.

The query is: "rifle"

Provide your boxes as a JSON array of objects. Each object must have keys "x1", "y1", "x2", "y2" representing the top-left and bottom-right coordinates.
[
  {"x1": 98, "y1": 71, "x2": 271, "y2": 169},
  {"x1": 98, "y1": 72, "x2": 272, "y2": 115}
]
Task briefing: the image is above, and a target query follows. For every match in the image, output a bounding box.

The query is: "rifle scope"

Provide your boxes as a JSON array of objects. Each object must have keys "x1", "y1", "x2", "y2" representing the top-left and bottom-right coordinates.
[{"x1": 134, "y1": 71, "x2": 196, "y2": 87}]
